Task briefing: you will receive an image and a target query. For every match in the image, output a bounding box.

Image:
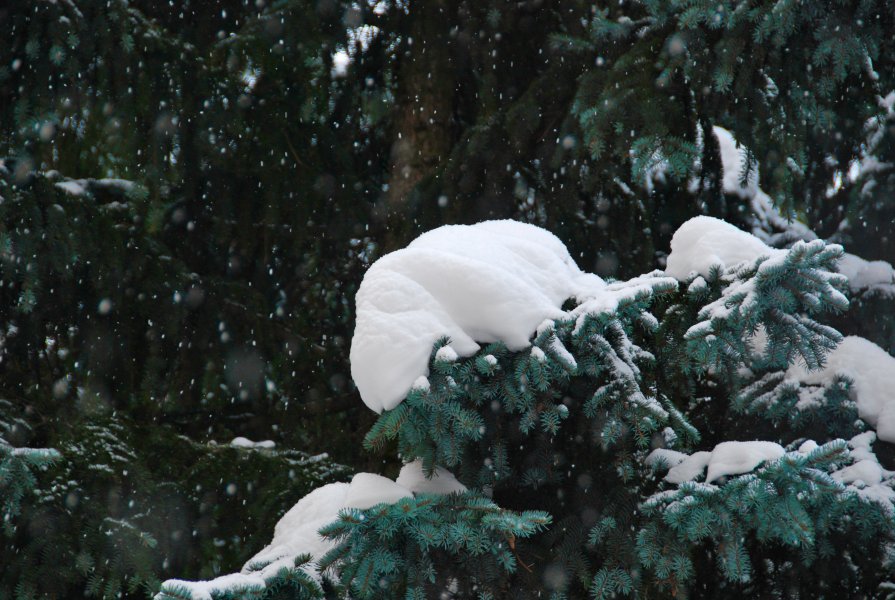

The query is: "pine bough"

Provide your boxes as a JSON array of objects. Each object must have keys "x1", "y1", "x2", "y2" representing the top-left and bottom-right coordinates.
[{"x1": 158, "y1": 221, "x2": 895, "y2": 599}]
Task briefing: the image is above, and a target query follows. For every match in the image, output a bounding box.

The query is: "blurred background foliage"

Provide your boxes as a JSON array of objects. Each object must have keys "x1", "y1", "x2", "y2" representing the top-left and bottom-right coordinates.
[{"x1": 1, "y1": 0, "x2": 894, "y2": 596}]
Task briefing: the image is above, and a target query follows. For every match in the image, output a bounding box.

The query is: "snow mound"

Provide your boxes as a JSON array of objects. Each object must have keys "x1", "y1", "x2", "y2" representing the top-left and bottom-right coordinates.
[
  {"x1": 837, "y1": 253, "x2": 895, "y2": 294},
  {"x1": 343, "y1": 473, "x2": 413, "y2": 510},
  {"x1": 395, "y1": 460, "x2": 468, "y2": 495},
  {"x1": 663, "y1": 451, "x2": 712, "y2": 485},
  {"x1": 159, "y1": 462, "x2": 467, "y2": 598},
  {"x1": 704, "y1": 441, "x2": 785, "y2": 483},
  {"x1": 243, "y1": 482, "x2": 349, "y2": 575},
  {"x1": 350, "y1": 220, "x2": 605, "y2": 413},
  {"x1": 787, "y1": 336, "x2": 895, "y2": 443},
  {"x1": 834, "y1": 432, "x2": 895, "y2": 509},
  {"x1": 665, "y1": 216, "x2": 781, "y2": 280},
  {"x1": 651, "y1": 441, "x2": 784, "y2": 484},
  {"x1": 247, "y1": 466, "x2": 461, "y2": 568}
]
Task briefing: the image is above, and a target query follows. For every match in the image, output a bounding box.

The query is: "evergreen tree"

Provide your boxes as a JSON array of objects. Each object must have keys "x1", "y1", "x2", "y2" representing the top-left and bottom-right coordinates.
[
  {"x1": 2, "y1": 0, "x2": 895, "y2": 597},
  {"x1": 159, "y1": 216, "x2": 895, "y2": 599}
]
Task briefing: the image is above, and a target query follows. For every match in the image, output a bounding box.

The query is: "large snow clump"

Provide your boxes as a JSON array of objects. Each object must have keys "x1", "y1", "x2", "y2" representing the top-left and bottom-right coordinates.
[
  {"x1": 160, "y1": 461, "x2": 466, "y2": 598},
  {"x1": 350, "y1": 220, "x2": 605, "y2": 413}
]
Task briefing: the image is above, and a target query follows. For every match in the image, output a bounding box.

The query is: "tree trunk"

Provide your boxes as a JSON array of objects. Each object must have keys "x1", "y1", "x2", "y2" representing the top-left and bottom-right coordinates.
[{"x1": 383, "y1": 0, "x2": 457, "y2": 248}]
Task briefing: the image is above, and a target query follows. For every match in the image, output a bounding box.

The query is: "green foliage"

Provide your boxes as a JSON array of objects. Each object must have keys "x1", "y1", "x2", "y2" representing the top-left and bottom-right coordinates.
[
  {"x1": 680, "y1": 240, "x2": 847, "y2": 373},
  {"x1": 351, "y1": 236, "x2": 894, "y2": 598},
  {"x1": 0, "y1": 401, "x2": 59, "y2": 527},
  {"x1": 0, "y1": 405, "x2": 348, "y2": 599},
  {"x1": 365, "y1": 272, "x2": 680, "y2": 491},
  {"x1": 733, "y1": 370, "x2": 859, "y2": 440},
  {"x1": 566, "y1": 0, "x2": 894, "y2": 213},
  {"x1": 2, "y1": 0, "x2": 895, "y2": 598},
  {"x1": 639, "y1": 439, "x2": 891, "y2": 597},
  {"x1": 317, "y1": 492, "x2": 551, "y2": 599}
]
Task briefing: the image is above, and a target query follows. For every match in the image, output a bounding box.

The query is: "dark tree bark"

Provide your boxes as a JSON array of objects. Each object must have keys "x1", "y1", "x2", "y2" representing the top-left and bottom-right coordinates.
[{"x1": 383, "y1": 0, "x2": 458, "y2": 248}]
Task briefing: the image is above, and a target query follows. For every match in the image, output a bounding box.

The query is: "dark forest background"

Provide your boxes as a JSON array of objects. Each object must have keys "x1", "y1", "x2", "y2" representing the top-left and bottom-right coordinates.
[{"x1": 2, "y1": 0, "x2": 894, "y2": 596}]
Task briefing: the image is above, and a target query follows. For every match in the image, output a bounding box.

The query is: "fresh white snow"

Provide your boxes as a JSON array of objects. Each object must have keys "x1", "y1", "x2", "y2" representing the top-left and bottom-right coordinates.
[
  {"x1": 350, "y1": 220, "x2": 606, "y2": 413},
  {"x1": 787, "y1": 336, "x2": 895, "y2": 443},
  {"x1": 833, "y1": 432, "x2": 895, "y2": 509},
  {"x1": 651, "y1": 441, "x2": 785, "y2": 484},
  {"x1": 342, "y1": 473, "x2": 413, "y2": 510},
  {"x1": 711, "y1": 126, "x2": 895, "y2": 288},
  {"x1": 160, "y1": 573, "x2": 265, "y2": 600},
  {"x1": 243, "y1": 482, "x2": 349, "y2": 577},
  {"x1": 159, "y1": 461, "x2": 467, "y2": 599},
  {"x1": 797, "y1": 439, "x2": 818, "y2": 454},
  {"x1": 837, "y1": 252, "x2": 895, "y2": 294},
  {"x1": 712, "y1": 126, "x2": 760, "y2": 199},
  {"x1": 395, "y1": 460, "x2": 468, "y2": 495},
  {"x1": 230, "y1": 436, "x2": 276, "y2": 449},
  {"x1": 645, "y1": 448, "x2": 689, "y2": 469},
  {"x1": 664, "y1": 216, "x2": 780, "y2": 280},
  {"x1": 530, "y1": 346, "x2": 547, "y2": 363},
  {"x1": 434, "y1": 345, "x2": 459, "y2": 363},
  {"x1": 55, "y1": 180, "x2": 86, "y2": 196},
  {"x1": 410, "y1": 376, "x2": 430, "y2": 391},
  {"x1": 835, "y1": 459, "x2": 884, "y2": 486},
  {"x1": 704, "y1": 441, "x2": 785, "y2": 483},
  {"x1": 663, "y1": 451, "x2": 712, "y2": 485}
]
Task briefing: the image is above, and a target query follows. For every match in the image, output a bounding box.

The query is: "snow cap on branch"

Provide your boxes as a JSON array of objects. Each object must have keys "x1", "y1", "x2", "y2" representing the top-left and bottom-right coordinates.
[
  {"x1": 788, "y1": 336, "x2": 895, "y2": 443},
  {"x1": 665, "y1": 216, "x2": 781, "y2": 280},
  {"x1": 158, "y1": 462, "x2": 466, "y2": 599},
  {"x1": 350, "y1": 220, "x2": 604, "y2": 413},
  {"x1": 651, "y1": 441, "x2": 785, "y2": 484},
  {"x1": 396, "y1": 459, "x2": 468, "y2": 495}
]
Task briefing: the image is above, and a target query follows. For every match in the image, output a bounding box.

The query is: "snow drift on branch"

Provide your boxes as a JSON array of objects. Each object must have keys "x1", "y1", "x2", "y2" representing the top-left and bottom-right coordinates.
[
  {"x1": 664, "y1": 215, "x2": 782, "y2": 280},
  {"x1": 649, "y1": 441, "x2": 785, "y2": 484},
  {"x1": 837, "y1": 252, "x2": 895, "y2": 295},
  {"x1": 158, "y1": 462, "x2": 465, "y2": 598},
  {"x1": 350, "y1": 220, "x2": 605, "y2": 413},
  {"x1": 787, "y1": 336, "x2": 895, "y2": 443}
]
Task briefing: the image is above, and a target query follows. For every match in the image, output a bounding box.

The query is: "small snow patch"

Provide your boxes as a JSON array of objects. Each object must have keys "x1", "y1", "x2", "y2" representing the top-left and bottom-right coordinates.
[
  {"x1": 705, "y1": 441, "x2": 784, "y2": 483},
  {"x1": 55, "y1": 180, "x2": 86, "y2": 196},
  {"x1": 435, "y1": 345, "x2": 458, "y2": 363},
  {"x1": 230, "y1": 437, "x2": 276, "y2": 449},
  {"x1": 664, "y1": 451, "x2": 712, "y2": 485},
  {"x1": 655, "y1": 441, "x2": 785, "y2": 484},
  {"x1": 645, "y1": 448, "x2": 688, "y2": 469},
  {"x1": 395, "y1": 460, "x2": 467, "y2": 495}
]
